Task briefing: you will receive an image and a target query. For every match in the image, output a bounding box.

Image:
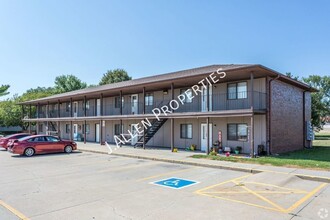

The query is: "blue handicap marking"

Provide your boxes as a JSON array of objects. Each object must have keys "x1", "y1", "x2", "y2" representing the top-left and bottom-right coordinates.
[{"x1": 152, "y1": 177, "x2": 199, "y2": 189}]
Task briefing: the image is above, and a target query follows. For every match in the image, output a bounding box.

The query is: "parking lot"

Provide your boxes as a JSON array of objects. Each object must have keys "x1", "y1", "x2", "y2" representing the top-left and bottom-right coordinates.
[{"x1": 0, "y1": 149, "x2": 329, "y2": 220}]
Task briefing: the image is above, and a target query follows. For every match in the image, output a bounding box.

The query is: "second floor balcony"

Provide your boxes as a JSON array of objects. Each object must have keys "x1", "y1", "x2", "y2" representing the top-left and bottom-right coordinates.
[{"x1": 30, "y1": 91, "x2": 266, "y2": 119}]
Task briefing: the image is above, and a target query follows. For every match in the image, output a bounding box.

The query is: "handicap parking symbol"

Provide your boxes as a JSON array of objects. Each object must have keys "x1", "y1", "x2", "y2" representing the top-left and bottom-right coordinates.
[{"x1": 151, "y1": 177, "x2": 199, "y2": 189}]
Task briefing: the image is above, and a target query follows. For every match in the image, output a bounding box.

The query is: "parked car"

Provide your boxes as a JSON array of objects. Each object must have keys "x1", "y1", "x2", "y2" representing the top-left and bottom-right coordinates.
[
  {"x1": 0, "y1": 133, "x2": 31, "y2": 150},
  {"x1": 8, "y1": 135, "x2": 77, "y2": 157}
]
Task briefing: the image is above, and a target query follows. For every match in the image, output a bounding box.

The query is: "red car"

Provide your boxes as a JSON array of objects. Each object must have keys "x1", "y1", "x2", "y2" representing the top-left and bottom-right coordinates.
[
  {"x1": 8, "y1": 135, "x2": 77, "y2": 157},
  {"x1": 0, "y1": 133, "x2": 31, "y2": 150}
]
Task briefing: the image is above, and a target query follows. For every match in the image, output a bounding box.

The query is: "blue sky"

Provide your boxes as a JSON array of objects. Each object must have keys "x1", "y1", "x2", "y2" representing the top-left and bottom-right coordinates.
[{"x1": 0, "y1": 0, "x2": 329, "y2": 99}]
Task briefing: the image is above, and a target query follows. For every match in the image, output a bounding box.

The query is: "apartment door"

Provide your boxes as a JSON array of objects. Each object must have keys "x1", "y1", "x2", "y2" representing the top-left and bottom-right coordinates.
[
  {"x1": 73, "y1": 102, "x2": 78, "y2": 117},
  {"x1": 73, "y1": 124, "x2": 78, "y2": 141},
  {"x1": 131, "y1": 124, "x2": 138, "y2": 145},
  {"x1": 95, "y1": 123, "x2": 100, "y2": 142},
  {"x1": 131, "y1": 94, "x2": 138, "y2": 114},
  {"x1": 201, "y1": 123, "x2": 212, "y2": 152},
  {"x1": 201, "y1": 85, "x2": 212, "y2": 112},
  {"x1": 96, "y1": 99, "x2": 101, "y2": 116}
]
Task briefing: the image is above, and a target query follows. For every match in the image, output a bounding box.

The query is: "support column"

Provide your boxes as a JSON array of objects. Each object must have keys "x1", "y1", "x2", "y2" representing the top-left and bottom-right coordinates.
[
  {"x1": 120, "y1": 91, "x2": 123, "y2": 115},
  {"x1": 207, "y1": 85, "x2": 210, "y2": 111},
  {"x1": 100, "y1": 93, "x2": 103, "y2": 116},
  {"x1": 171, "y1": 83, "x2": 174, "y2": 113},
  {"x1": 120, "y1": 119, "x2": 123, "y2": 147},
  {"x1": 58, "y1": 121, "x2": 61, "y2": 138},
  {"x1": 70, "y1": 98, "x2": 73, "y2": 117},
  {"x1": 142, "y1": 87, "x2": 145, "y2": 114},
  {"x1": 29, "y1": 104, "x2": 32, "y2": 119},
  {"x1": 70, "y1": 121, "x2": 73, "y2": 141},
  {"x1": 58, "y1": 100, "x2": 60, "y2": 118},
  {"x1": 250, "y1": 114, "x2": 255, "y2": 157},
  {"x1": 37, "y1": 103, "x2": 40, "y2": 119},
  {"x1": 250, "y1": 72, "x2": 254, "y2": 109},
  {"x1": 84, "y1": 120, "x2": 86, "y2": 144},
  {"x1": 28, "y1": 122, "x2": 31, "y2": 134},
  {"x1": 206, "y1": 117, "x2": 210, "y2": 154},
  {"x1": 171, "y1": 118, "x2": 174, "y2": 152},
  {"x1": 36, "y1": 121, "x2": 39, "y2": 134}
]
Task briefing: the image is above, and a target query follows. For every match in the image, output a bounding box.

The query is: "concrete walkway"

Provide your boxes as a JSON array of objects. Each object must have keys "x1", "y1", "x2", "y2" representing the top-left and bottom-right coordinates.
[{"x1": 77, "y1": 142, "x2": 330, "y2": 183}]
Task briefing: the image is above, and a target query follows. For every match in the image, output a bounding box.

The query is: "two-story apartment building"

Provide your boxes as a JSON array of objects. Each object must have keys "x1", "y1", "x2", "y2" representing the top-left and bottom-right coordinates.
[{"x1": 19, "y1": 64, "x2": 316, "y2": 155}]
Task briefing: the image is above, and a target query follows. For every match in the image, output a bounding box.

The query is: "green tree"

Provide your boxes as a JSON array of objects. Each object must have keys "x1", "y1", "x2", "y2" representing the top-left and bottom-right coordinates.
[
  {"x1": 303, "y1": 75, "x2": 330, "y2": 130},
  {"x1": 19, "y1": 87, "x2": 55, "y2": 102},
  {"x1": 285, "y1": 72, "x2": 299, "y2": 81},
  {"x1": 54, "y1": 75, "x2": 87, "y2": 93},
  {"x1": 99, "y1": 69, "x2": 131, "y2": 85},
  {"x1": 0, "y1": 85, "x2": 10, "y2": 97},
  {"x1": 0, "y1": 95, "x2": 22, "y2": 128}
]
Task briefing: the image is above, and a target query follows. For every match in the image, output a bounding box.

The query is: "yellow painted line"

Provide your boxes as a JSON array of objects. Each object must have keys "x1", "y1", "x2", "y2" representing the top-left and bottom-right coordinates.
[
  {"x1": 137, "y1": 167, "x2": 200, "y2": 182},
  {"x1": 286, "y1": 183, "x2": 328, "y2": 213},
  {"x1": 243, "y1": 181, "x2": 309, "y2": 194},
  {"x1": 255, "y1": 169, "x2": 330, "y2": 181},
  {"x1": 195, "y1": 174, "x2": 252, "y2": 193},
  {"x1": 233, "y1": 180, "x2": 286, "y2": 212},
  {"x1": 201, "y1": 191, "x2": 307, "y2": 194},
  {"x1": 0, "y1": 200, "x2": 29, "y2": 220},
  {"x1": 195, "y1": 191, "x2": 281, "y2": 212},
  {"x1": 97, "y1": 162, "x2": 163, "y2": 174}
]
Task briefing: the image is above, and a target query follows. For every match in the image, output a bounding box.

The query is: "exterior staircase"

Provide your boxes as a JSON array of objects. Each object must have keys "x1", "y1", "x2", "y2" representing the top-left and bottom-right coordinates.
[{"x1": 134, "y1": 118, "x2": 168, "y2": 148}]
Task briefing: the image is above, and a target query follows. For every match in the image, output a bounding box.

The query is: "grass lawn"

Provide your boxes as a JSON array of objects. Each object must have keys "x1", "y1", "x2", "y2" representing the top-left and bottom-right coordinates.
[{"x1": 191, "y1": 133, "x2": 330, "y2": 170}]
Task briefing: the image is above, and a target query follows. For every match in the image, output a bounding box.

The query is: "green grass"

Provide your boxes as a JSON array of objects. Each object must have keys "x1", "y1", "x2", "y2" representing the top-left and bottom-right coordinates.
[{"x1": 191, "y1": 133, "x2": 330, "y2": 170}]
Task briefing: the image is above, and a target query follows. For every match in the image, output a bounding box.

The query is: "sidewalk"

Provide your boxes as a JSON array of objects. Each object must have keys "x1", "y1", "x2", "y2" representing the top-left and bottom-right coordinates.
[{"x1": 77, "y1": 142, "x2": 330, "y2": 183}]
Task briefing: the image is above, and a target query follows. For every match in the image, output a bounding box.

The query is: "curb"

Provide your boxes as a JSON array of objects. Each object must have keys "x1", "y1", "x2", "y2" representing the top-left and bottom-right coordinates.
[{"x1": 79, "y1": 149, "x2": 330, "y2": 183}]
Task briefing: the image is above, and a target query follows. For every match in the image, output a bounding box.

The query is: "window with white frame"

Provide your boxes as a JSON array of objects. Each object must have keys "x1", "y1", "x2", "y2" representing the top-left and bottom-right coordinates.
[
  {"x1": 180, "y1": 89, "x2": 193, "y2": 103},
  {"x1": 180, "y1": 124, "x2": 193, "y2": 139},
  {"x1": 145, "y1": 93, "x2": 153, "y2": 106},
  {"x1": 227, "y1": 123, "x2": 248, "y2": 141},
  {"x1": 227, "y1": 82, "x2": 247, "y2": 99}
]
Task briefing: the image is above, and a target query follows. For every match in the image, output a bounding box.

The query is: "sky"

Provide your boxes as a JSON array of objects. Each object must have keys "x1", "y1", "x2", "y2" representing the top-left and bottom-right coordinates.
[{"x1": 0, "y1": 0, "x2": 329, "y2": 99}]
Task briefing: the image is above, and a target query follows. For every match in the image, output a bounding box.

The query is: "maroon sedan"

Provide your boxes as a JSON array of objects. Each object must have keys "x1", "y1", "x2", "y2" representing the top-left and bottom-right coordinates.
[
  {"x1": 8, "y1": 135, "x2": 77, "y2": 157},
  {"x1": 0, "y1": 133, "x2": 31, "y2": 150}
]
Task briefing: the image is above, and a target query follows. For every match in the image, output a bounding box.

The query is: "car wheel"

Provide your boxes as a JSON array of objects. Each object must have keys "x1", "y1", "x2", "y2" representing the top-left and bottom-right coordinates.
[
  {"x1": 24, "y1": 148, "x2": 35, "y2": 157},
  {"x1": 64, "y1": 145, "x2": 73, "y2": 153}
]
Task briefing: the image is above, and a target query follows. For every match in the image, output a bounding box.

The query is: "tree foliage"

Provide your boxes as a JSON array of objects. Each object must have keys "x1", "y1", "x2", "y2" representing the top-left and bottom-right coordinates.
[
  {"x1": 99, "y1": 69, "x2": 131, "y2": 85},
  {"x1": 303, "y1": 75, "x2": 330, "y2": 131},
  {"x1": 54, "y1": 75, "x2": 87, "y2": 93},
  {"x1": 0, "y1": 84, "x2": 10, "y2": 97}
]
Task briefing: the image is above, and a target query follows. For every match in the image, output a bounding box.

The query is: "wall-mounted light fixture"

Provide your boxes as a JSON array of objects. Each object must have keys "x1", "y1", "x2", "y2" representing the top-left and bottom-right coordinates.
[{"x1": 163, "y1": 89, "x2": 168, "y2": 95}]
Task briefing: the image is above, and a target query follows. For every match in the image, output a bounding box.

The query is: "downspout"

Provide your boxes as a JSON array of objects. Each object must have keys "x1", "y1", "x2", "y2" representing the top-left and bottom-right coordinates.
[
  {"x1": 303, "y1": 91, "x2": 306, "y2": 148},
  {"x1": 268, "y1": 75, "x2": 280, "y2": 155}
]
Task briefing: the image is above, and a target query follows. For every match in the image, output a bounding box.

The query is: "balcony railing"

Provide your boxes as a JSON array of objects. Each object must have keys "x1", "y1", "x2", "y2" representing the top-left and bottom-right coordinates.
[{"x1": 29, "y1": 91, "x2": 266, "y2": 118}]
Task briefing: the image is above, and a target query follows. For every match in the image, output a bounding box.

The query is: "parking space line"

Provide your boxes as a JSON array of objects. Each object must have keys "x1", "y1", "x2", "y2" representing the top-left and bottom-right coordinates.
[
  {"x1": 70, "y1": 157, "x2": 130, "y2": 167},
  {"x1": 196, "y1": 191, "x2": 281, "y2": 212},
  {"x1": 136, "y1": 167, "x2": 200, "y2": 182},
  {"x1": 96, "y1": 162, "x2": 163, "y2": 174},
  {"x1": 233, "y1": 180, "x2": 286, "y2": 212},
  {"x1": 242, "y1": 181, "x2": 309, "y2": 194},
  {"x1": 0, "y1": 200, "x2": 29, "y2": 220},
  {"x1": 201, "y1": 191, "x2": 307, "y2": 194},
  {"x1": 195, "y1": 174, "x2": 252, "y2": 193},
  {"x1": 285, "y1": 183, "x2": 327, "y2": 213}
]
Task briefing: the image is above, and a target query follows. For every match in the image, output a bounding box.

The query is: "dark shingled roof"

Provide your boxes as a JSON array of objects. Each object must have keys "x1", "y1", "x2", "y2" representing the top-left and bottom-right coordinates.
[{"x1": 19, "y1": 64, "x2": 316, "y2": 104}]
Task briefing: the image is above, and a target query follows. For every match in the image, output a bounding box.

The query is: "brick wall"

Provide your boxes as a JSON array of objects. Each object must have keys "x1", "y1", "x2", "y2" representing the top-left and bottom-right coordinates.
[{"x1": 270, "y1": 80, "x2": 305, "y2": 154}]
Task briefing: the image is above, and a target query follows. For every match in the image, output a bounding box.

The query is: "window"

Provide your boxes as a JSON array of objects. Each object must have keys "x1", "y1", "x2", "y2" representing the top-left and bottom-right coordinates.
[
  {"x1": 180, "y1": 89, "x2": 193, "y2": 103},
  {"x1": 114, "y1": 124, "x2": 123, "y2": 135},
  {"x1": 29, "y1": 136, "x2": 46, "y2": 142},
  {"x1": 115, "y1": 97, "x2": 124, "y2": 108},
  {"x1": 180, "y1": 124, "x2": 193, "y2": 139},
  {"x1": 82, "y1": 124, "x2": 90, "y2": 134},
  {"x1": 39, "y1": 124, "x2": 43, "y2": 132},
  {"x1": 46, "y1": 136, "x2": 59, "y2": 142},
  {"x1": 227, "y1": 82, "x2": 247, "y2": 99},
  {"x1": 83, "y1": 101, "x2": 90, "y2": 110},
  {"x1": 227, "y1": 123, "x2": 248, "y2": 141},
  {"x1": 65, "y1": 124, "x2": 71, "y2": 133},
  {"x1": 66, "y1": 103, "x2": 71, "y2": 112},
  {"x1": 145, "y1": 93, "x2": 153, "y2": 106}
]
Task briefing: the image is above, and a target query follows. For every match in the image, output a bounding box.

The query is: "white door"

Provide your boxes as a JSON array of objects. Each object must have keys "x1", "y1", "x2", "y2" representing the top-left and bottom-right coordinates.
[
  {"x1": 131, "y1": 124, "x2": 138, "y2": 145},
  {"x1": 95, "y1": 123, "x2": 100, "y2": 142},
  {"x1": 201, "y1": 85, "x2": 212, "y2": 112},
  {"x1": 201, "y1": 123, "x2": 212, "y2": 152},
  {"x1": 73, "y1": 124, "x2": 78, "y2": 141},
  {"x1": 96, "y1": 99, "x2": 101, "y2": 116},
  {"x1": 131, "y1": 94, "x2": 138, "y2": 114},
  {"x1": 73, "y1": 102, "x2": 78, "y2": 117}
]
